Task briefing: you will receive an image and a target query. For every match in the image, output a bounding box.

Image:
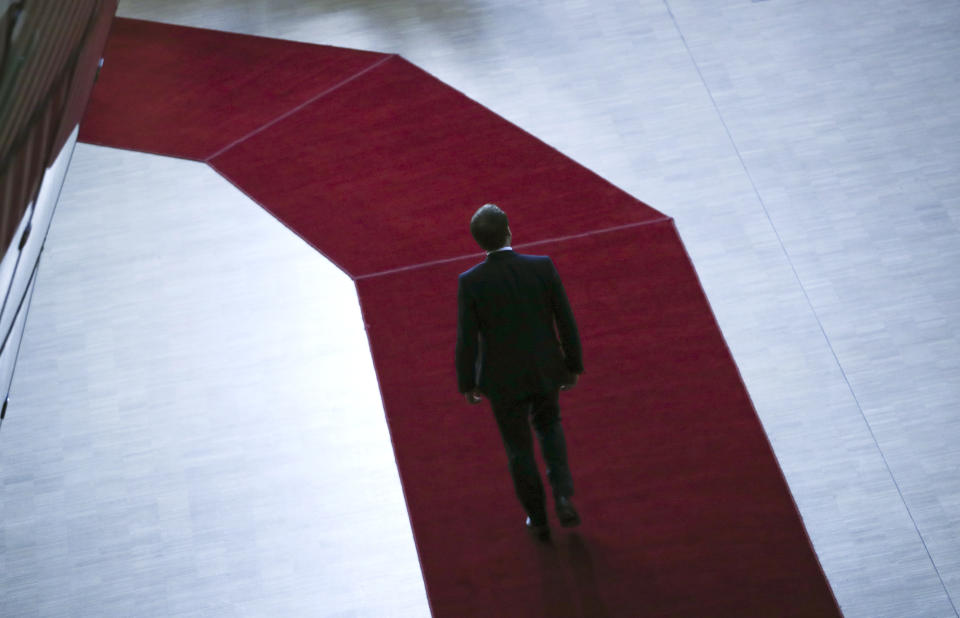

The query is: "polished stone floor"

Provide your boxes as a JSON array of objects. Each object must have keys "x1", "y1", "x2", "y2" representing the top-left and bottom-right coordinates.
[{"x1": 2, "y1": 1, "x2": 959, "y2": 616}]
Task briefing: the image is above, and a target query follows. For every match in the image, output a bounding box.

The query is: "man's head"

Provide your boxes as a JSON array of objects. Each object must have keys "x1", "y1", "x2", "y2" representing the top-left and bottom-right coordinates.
[{"x1": 470, "y1": 203, "x2": 511, "y2": 252}]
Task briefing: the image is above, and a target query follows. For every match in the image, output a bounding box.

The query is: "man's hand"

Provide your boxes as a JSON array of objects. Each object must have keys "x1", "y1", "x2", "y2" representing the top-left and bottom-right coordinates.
[
  {"x1": 560, "y1": 373, "x2": 580, "y2": 391},
  {"x1": 464, "y1": 389, "x2": 483, "y2": 404}
]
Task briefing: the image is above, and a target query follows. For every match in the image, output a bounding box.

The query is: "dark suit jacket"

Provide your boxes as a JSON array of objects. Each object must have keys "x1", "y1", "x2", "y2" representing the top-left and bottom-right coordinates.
[{"x1": 456, "y1": 250, "x2": 583, "y2": 402}]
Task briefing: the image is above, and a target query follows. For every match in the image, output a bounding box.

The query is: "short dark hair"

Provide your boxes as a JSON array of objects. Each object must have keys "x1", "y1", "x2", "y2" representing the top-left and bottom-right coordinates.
[{"x1": 470, "y1": 204, "x2": 510, "y2": 251}]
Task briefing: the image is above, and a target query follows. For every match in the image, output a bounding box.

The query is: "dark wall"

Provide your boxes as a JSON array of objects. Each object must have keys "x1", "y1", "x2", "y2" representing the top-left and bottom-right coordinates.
[
  {"x1": 0, "y1": 0, "x2": 118, "y2": 427},
  {"x1": 1, "y1": 0, "x2": 117, "y2": 250}
]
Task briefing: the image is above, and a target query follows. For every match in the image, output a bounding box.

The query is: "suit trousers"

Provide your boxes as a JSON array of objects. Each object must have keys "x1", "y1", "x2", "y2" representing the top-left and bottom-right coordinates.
[{"x1": 491, "y1": 390, "x2": 574, "y2": 526}]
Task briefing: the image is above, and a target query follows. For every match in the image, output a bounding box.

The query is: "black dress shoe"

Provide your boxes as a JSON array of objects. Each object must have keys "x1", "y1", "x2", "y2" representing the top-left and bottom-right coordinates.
[
  {"x1": 555, "y1": 496, "x2": 581, "y2": 528},
  {"x1": 526, "y1": 516, "x2": 550, "y2": 540}
]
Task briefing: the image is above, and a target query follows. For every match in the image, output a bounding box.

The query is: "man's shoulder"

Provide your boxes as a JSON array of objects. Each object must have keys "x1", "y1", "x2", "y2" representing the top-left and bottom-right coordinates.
[
  {"x1": 513, "y1": 253, "x2": 554, "y2": 273},
  {"x1": 515, "y1": 253, "x2": 552, "y2": 264},
  {"x1": 458, "y1": 252, "x2": 553, "y2": 282},
  {"x1": 458, "y1": 261, "x2": 485, "y2": 281}
]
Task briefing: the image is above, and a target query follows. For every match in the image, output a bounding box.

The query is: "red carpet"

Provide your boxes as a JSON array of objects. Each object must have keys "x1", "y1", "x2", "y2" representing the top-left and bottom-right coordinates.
[
  {"x1": 79, "y1": 19, "x2": 842, "y2": 617},
  {"x1": 357, "y1": 222, "x2": 839, "y2": 616},
  {"x1": 209, "y1": 56, "x2": 665, "y2": 276},
  {"x1": 79, "y1": 18, "x2": 388, "y2": 161}
]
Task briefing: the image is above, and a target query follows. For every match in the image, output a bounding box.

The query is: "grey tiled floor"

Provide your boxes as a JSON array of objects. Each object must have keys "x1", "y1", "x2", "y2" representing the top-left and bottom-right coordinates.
[
  {"x1": 2, "y1": 1, "x2": 959, "y2": 616},
  {"x1": 2, "y1": 148, "x2": 429, "y2": 617}
]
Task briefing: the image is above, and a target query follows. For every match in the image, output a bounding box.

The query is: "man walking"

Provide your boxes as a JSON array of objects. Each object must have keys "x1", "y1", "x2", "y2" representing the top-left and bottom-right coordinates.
[{"x1": 456, "y1": 204, "x2": 583, "y2": 540}]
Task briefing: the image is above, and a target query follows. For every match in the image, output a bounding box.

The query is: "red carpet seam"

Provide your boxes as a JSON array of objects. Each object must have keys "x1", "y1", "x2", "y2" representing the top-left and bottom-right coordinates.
[
  {"x1": 204, "y1": 53, "x2": 397, "y2": 162},
  {"x1": 353, "y1": 216, "x2": 674, "y2": 281},
  {"x1": 206, "y1": 162, "x2": 355, "y2": 278}
]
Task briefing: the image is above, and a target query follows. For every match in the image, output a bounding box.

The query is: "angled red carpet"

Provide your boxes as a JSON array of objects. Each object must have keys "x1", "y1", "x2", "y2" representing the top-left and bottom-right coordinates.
[
  {"x1": 79, "y1": 18, "x2": 842, "y2": 617},
  {"x1": 79, "y1": 18, "x2": 387, "y2": 160},
  {"x1": 210, "y1": 56, "x2": 666, "y2": 275},
  {"x1": 357, "y1": 222, "x2": 840, "y2": 617}
]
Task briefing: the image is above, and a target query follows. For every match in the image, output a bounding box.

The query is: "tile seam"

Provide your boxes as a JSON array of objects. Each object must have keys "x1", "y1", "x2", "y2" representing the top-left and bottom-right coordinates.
[{"x1": 660, "y1": 1, "x2": 958, "y2": 614}]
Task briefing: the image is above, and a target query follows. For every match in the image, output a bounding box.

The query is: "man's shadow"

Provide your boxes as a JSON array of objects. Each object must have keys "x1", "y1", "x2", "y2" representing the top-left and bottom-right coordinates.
[
  {"x1": 532, "y1": 532, "x2": 611, "y2": 617},
  {"x1": 566, "y1": 533, "x2": 611, "y2": 617}
]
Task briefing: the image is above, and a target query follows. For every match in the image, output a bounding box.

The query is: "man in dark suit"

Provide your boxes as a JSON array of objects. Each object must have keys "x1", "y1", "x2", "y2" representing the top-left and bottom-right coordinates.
[{"x1": 456, "y1": 203, "x2": 583, "y2": 539}]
